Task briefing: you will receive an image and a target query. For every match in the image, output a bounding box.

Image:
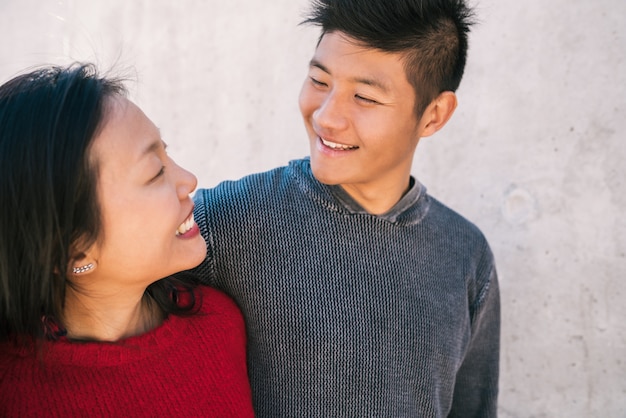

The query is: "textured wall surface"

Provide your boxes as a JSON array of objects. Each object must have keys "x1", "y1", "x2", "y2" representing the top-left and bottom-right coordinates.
[{"x1": 1, "y1": 1, "x2": 624, "y2": 416}]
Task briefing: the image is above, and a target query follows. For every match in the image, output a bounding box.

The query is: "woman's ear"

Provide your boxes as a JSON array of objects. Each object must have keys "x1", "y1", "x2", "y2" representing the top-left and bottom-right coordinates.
[
  {"x1": 69, "y1": 240, "x2": 99, "y2": 277},
  {"x1": 70, "y1": 252, "x2": 98, "y2": 276},
  {"x1": 418, "y1": 91, "x2": 458, "y2": 138}
]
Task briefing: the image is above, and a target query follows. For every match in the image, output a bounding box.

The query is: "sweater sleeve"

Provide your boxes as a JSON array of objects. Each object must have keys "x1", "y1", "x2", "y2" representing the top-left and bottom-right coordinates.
[
  {"x1": 188, "y1": 189, "x2": 217, "y2": 287},
  {"x1": 449, "y1": 247, "x2": 501, "y2": 418}
]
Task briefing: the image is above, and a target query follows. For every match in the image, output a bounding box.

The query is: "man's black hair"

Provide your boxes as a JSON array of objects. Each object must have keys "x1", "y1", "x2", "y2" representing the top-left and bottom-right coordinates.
[{"x1": 302, "y1": 0, "x2": 475, "y2": 114}]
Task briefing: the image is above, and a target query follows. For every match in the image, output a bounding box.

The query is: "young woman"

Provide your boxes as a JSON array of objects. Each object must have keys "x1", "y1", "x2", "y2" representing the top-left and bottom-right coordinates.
[{"x1": 0, "y1": 64, "x2": 254, "y2": 417}]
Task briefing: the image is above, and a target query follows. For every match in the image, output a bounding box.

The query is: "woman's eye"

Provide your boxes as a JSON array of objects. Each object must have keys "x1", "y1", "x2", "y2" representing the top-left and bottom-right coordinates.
[{"x1": 150, "y1": 166, "x2": 165, "y2": 183}]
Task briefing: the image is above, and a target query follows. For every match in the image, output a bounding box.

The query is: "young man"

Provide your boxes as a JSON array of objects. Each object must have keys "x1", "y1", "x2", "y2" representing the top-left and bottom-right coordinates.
[{"x1": 192, "y1": 0, "x2": 500, "y2": 416}]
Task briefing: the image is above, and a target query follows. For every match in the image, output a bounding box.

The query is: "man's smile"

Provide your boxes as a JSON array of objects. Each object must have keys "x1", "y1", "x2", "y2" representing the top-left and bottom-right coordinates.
[{"x1": 320, "y1": 137, "x2": 359, "y2": 150}]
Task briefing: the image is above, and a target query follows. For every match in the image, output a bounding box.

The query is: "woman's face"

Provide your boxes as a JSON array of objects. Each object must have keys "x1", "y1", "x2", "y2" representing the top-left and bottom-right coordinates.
[{"x1": 84, "y1": 97, "x2": 206, "y2": 289}]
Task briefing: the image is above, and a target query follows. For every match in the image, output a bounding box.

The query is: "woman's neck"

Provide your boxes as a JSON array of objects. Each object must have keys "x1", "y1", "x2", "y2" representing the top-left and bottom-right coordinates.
[{"x1": 62, "y1": 288, "x2": 164, "y2": 342}]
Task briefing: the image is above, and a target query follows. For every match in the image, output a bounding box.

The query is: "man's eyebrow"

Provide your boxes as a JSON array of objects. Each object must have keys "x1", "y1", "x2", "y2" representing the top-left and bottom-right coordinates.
[
  {"x1": 309, "y1": 59, "x2": 391, "y2": 94},
  {"x1": 309, "y1": 59, "x2": 330, "y2": 74}
]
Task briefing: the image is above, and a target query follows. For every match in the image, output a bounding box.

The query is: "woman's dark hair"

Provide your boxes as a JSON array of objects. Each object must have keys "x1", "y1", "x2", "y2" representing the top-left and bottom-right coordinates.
[
  {"x1": 302, "y1": 0, "x2": 475, "y2": 115},
  {"x1": 0, "y1": 63, "x2": 197, "y2": 344}
]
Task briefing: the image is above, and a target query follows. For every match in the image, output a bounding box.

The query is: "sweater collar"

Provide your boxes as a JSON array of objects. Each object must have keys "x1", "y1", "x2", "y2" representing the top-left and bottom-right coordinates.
[
  {"x1": 291, "y1": 158, "x2": 430, "y2": 225},
  {"x1": 327, "y1": 177, "x2": 422, "y2": 223}
]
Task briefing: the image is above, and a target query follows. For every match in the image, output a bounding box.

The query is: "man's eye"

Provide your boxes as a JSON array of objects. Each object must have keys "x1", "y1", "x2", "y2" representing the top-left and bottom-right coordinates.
[
  {"x1": 310, "y1": 77, "x2": 327, "y2": 87},
  {"x1": 355, "y1": 95, "x2": 379, "y2": 105}
]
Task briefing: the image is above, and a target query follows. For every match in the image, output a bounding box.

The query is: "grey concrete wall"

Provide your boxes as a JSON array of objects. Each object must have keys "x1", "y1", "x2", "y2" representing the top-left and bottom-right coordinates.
[{"x1": 1, "y1": 0, "x2": 624, "y2": 416}]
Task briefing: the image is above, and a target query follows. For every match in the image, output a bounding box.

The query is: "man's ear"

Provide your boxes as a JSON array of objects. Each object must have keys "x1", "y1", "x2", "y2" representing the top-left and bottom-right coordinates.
[{"x1": 418, "y1": 91, "x2": 458, "y2": 138}]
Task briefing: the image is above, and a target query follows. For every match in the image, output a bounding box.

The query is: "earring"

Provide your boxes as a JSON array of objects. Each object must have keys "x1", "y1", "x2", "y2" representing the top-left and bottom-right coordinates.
[{"x1": 72, "y1": 263, "x2": 94, "y2": 274}]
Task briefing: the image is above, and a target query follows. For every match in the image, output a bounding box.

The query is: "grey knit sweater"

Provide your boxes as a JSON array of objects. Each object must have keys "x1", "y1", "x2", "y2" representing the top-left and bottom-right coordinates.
[{"x1": 191, "y1": 158, "x2": 500, "y2": 417}]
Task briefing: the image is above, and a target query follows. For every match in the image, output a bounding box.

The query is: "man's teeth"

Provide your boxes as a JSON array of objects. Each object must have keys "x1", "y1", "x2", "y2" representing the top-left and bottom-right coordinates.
[
  {"x1": 321, "y1": 137, "x2": 357, "y2": 150},
  {"x1": 176, "y1": 214, "x2": 194, "y2": 236}
]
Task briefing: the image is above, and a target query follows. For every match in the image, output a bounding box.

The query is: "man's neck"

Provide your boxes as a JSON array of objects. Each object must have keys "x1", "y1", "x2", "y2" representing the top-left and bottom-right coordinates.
[{"x1": 340, "y1": 178, "x2": 412, "y2": 215}]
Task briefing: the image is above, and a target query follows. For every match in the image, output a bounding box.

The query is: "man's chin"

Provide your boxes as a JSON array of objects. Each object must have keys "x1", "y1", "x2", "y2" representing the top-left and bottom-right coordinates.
[{"x1": 309, "y1": 158, "x2": 341, "y2": 186}]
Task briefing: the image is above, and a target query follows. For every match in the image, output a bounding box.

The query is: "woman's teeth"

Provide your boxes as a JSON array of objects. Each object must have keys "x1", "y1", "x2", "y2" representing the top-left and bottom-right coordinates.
[
  {"x1": 321, "y1": 137, "x2": 358, "y2": 150},
  {"x1": 176, "y1": 213, "x2": 195, "y2": 236}
]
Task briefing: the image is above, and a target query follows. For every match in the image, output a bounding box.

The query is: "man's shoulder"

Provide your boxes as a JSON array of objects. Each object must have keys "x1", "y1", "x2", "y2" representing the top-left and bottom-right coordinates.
[
  {"x1": 425, "y1": 194, "x2": 489, "y2": 245},
  {"x1": 422, "y1": 196, "x2": 496, "y2": 285},
  {"x1": 193, "y1": 158, "x2": 309, "y2": 208}
]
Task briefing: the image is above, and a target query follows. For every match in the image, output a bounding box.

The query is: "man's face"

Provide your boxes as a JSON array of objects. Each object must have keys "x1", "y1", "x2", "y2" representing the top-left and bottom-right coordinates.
[{"x1": 299, "y1": 31, "x2": 423, "y2": 203}]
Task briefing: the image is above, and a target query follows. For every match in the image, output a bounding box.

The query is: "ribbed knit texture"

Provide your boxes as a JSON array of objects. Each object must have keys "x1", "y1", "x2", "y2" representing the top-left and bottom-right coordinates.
[
  {"x1": 192, "y1": 158, "x2": 500, "y2": 417},
  {"x1": 0, "y1": 287, "x2": 254, "y2": 417}
]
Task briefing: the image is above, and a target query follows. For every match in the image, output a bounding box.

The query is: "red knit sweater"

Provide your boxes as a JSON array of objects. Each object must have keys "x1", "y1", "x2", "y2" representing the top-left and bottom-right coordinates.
[{"x1": 0, "y1": 287, "x2": 254, "y2": 417}]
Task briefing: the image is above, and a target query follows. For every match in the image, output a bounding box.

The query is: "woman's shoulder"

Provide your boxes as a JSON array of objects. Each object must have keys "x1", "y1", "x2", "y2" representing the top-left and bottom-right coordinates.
[
  {"x1": 196, "y1": 286, "x2": 243, "y2": 317},
  {"x1": 186, "y1": 286, "x2": 247, "y2": 351}
]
